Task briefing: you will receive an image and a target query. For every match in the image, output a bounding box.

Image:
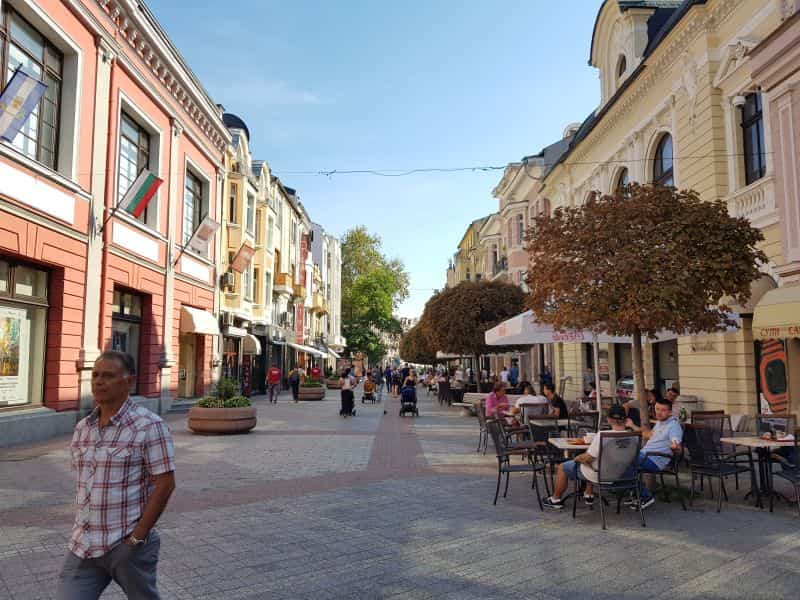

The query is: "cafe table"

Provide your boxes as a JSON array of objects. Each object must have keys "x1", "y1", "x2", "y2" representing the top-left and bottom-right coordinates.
[
  {"x1": 548, "y1": 436, "x2": 590, "y2": 458},
  {"x1": 530, "y1": 419, "x2": 571, "y2": 429},
  {"x1": 719, "y1": 436, "x2": 795, "y2": 512}
]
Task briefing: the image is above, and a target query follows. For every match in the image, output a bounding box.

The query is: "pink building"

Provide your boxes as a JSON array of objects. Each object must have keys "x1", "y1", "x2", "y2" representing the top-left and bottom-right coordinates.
[{"x1": 0, "y1": 0, "x2": 228, "y2": 445}]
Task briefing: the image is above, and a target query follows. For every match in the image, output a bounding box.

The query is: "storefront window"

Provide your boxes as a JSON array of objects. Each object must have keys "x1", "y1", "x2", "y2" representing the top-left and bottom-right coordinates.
[
  {"x1": 111, "y1": 289, "x2": 142, "y2": 393},
  {"x1": 0, "y1": 261, "x2": 48, "y2": 408}
]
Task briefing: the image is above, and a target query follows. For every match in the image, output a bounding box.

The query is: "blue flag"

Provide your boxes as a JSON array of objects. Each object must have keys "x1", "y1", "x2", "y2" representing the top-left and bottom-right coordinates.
[{"x1": 0, "y1": 68, "x2": 47, "y2": 143}]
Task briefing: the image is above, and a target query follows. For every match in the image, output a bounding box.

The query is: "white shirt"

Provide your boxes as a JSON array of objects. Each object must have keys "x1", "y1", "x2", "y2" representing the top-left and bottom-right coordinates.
[
  {"x1": 500, "y1": 371, "x2": 509, "y2": 384},
  {"x1": 515, "y1": 394, "x2": 548, "y2": 408}
]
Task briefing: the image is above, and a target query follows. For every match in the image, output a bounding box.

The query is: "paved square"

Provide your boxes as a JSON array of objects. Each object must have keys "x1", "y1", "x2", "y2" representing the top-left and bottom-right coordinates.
[{"x1": 2, "y1": 389, "x2": 799, "y2": 599}]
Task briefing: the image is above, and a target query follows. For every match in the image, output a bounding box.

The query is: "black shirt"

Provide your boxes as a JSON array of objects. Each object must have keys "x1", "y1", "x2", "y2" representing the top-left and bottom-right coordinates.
[{"x1": 549, "y1": 394, "x2": 568, "y2": 418}]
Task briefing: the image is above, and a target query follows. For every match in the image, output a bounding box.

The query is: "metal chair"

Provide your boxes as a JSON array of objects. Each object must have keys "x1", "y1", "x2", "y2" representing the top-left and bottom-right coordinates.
[
  {"x1": 569, "y1": 411, "x2": 600, "y2": 437},
  {"x1": 641, "y1": 448, "x2": 687, "y2": 510},
  {"x1": 683, "y1": 421, "x2": 758, "y2": 512},
  {"x1": 572, "y1": 431, "x2": 645, "y2": 529},
  {"x1": 486, "y1": 420, "x2": 544, "y2": 510},
  {"x1": 475, "y1": 402, "x2": 491, "y2": 454}
]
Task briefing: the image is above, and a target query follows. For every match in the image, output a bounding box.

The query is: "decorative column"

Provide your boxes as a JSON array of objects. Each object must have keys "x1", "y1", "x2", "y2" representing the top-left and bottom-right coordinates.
[
  {"x1": 159, "y1": 120, "x2": 182, "y2": 411},
  {"x1": 77, "y1": 38, "x2": 115, "y2": 414}
]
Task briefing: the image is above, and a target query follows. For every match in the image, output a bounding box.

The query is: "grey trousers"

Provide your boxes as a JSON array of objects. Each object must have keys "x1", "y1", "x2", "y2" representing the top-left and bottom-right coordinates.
[{"x1": 56, "y1": 531, "x2": 161, "y2": 600}]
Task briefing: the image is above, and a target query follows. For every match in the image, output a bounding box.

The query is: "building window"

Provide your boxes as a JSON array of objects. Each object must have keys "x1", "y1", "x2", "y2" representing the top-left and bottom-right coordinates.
[
  {"x1": 617, "y1": 55, "x2": 627, "y2": 80},
  {"x1": 118, "y1": 112, "x2": 154, "y2": 226},
  {"x1": 254, "y1": 210, "x2": 263, "y2": 245},
  {"x1": 183, "y1": 170, "x2": 206, "y2": 247},
  {"x1": 253, "y1": 268, "x2": 260, "y2": 304},
  {"x1": 243, "y1": 265, "x2": 253, "y2": 301},
  {"x1": 615, "y1": 167, "x2": 629, "y2": 193},
  {"x1": 111, "y1": 289, "x2": 142, "y2": 393},
  {"x1": 228, "y1": 183, "x2": 237, "y2": 223},
  {"x1": 0, "y1": 6, "x2": 63, "y2": 169},
  {"x1": 0, "y1": 259, "x2": 47, "y2": 408},
  {"x1": 267, "y1": 216, "x2": 274, "y2": 247},
  {"x1": 653, "y1": 134, "x2": 674, "y2": 186},
  {"x1": 264, "y1": 272, "x2": 272, "y2": 305},
  {"x1": 245, "y1": 193, "x2": 255, "y2": 234},
  {"x1": 741, "y1": 93, "x2": 766, "y2": 186},
  {"x1": 517, "y1": 214, "x2": 524, "y2": 245}
]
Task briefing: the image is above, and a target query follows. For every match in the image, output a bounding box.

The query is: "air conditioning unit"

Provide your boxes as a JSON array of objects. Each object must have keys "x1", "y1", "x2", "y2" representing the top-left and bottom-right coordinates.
[
  {"x1": 221, "y1": 271, "x2": 235, "y2": 289},
  {"x1": 222, "y1": 312, "x2": 235, "y2": 327}
]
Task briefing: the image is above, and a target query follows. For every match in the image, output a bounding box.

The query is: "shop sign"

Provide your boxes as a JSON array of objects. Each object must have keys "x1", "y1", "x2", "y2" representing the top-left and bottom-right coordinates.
[
  {"x1": 759, "y1": 326, "x2": 800, "y2": 339},
  {"x1": 551, "y1": 331, "x2": 586, "y2": 342},
  {"x1": 0, "y1": 306, "x2": 29, "y2": 406}
]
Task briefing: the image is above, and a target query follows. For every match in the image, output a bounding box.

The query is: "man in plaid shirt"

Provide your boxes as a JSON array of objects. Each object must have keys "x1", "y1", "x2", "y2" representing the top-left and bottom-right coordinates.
[{"x1": 56, "y1": 351, "x2": 176, "y2": 600}]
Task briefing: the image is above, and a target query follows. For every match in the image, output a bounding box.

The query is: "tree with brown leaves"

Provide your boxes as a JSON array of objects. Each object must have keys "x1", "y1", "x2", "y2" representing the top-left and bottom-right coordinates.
[
  {"x1": 526, "y1": 183, "x2": 766, "y2": 424},
  {"x1": 416, "y1": 280, "x2": 526, "y2": 357}
]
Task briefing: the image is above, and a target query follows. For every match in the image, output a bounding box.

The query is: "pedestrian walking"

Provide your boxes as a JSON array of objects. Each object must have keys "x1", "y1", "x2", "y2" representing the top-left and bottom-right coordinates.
[
  {"x1": 339, "y1": 368, "x2": 356, "y2": 417},
  {"x1": 384, "y1": 366, "x2": 392, "y2": 393},
  {"x1": 289, "y1": 368, "x2": 301, "y2": 402},
  {"x1": 56, "y1": 351, "x2": 175, "y2": 600},
  {"x1": 267, "y1": 365, "x2": 282, "y2": 403}
]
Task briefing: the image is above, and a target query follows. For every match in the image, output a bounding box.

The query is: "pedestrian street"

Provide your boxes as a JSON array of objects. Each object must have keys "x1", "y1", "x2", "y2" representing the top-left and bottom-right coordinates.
[{"x1": 2, "y1": 389, "x2": 800, "y2": 599}]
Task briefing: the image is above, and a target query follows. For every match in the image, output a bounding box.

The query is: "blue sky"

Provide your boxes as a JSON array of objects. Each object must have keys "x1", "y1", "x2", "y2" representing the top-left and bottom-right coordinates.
[{"x1": 147, "y1": 0, "x2": 603, "y2": 317}]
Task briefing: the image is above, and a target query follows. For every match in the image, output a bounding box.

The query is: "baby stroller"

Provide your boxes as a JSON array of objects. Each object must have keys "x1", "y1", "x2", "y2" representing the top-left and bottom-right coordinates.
[
  {"x1": 362, "y1": 390, "x2": 376, "y2": 404},
  {"x1": 399, "y1": 385, "x2": 419, "y2": 417}
]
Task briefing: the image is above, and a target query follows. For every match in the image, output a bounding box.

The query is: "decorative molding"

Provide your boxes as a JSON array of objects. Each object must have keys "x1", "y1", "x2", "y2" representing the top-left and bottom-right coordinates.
[
  {"x1": 568, "y1": 0, "x2": 745, "y2": 166},
  {"x1": 781, "y1": 0, "x2": 800, "y2": 21},
  {"x1": 94, "y1": 0, "x2": 227, "y2": 153}
]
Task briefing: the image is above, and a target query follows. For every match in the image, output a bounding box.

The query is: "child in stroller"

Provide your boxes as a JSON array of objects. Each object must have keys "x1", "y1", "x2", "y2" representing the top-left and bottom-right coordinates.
[
  {"x1": 362, "y1": 374, "x2": 377, "y2": 403},
  {"x1": 399, "y1": 384, "x2": 419, "y2": 416}
]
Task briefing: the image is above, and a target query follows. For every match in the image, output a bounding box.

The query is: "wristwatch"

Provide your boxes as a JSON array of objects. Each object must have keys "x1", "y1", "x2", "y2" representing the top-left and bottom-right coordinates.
[{"x1": 127, "y1": 534, "x2": 146, "y2": 546}]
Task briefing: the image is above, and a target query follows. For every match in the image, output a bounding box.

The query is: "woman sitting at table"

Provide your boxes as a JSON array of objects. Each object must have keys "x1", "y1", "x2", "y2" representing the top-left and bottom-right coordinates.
[
  {"x1": 543, "y1": 382, "x2": 568, "y2": 418},
  {"x1": 510, "y1": 384, "x2": 549, "y2": 418},
  {"x1": 485, "y1": 382, "x2": 512, "y2": 419}
]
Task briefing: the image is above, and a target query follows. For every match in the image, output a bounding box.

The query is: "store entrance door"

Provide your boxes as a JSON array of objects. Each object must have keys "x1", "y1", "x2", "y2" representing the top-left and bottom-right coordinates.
[{"x1": 178, "y1": 333, "x2": 196, "y2": 398}]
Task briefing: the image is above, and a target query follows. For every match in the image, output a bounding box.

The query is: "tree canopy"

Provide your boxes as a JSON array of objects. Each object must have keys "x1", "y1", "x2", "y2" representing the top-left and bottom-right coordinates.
[
  {"x1": 399, "y1": 323, "x2": 437, "y2": 365},
  {"x1": 526, "y1": 183, "x2": 766, "y2": 417},
  {"x1": 340, "y1": 226, "x2": 409, "y2": 363},
  {"x1": 415, "y1": 280, "x2": 526, "y2": 357}
]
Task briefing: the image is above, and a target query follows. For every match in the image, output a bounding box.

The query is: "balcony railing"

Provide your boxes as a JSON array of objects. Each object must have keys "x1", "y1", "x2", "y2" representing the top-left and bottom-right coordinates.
[{"x1": 726, "y1": 176, "x2": 778, "y2": 229}]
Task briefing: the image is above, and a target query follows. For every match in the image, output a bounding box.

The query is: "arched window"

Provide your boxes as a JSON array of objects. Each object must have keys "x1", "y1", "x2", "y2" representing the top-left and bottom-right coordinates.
[
  {"x1": 517, "y1": 214, "x2": 524, "y2": 244},
  {"x1": 653, "y1": 134, "x2": 674, "y2": 186},
  {"x1": 617, "y1": 55, "x2": 627, "y2": 79},
  {"x1": 615, "y1": 167, "x2": 629, "y2": 193}
]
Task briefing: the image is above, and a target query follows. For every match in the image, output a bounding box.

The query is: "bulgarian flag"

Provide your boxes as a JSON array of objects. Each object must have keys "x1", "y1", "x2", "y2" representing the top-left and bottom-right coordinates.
[{"x1": 120, "y1": 169, "x2": 162, "y2": 218}]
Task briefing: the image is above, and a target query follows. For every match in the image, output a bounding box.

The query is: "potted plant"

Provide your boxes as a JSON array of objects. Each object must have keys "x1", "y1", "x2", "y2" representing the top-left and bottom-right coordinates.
[
  {"x1": 188, "y1": 377, "x2": 257, "y2": 434},
  {"x1": 326, "y1": 375, "x2": 342, "y2": 389},
  {"x1": 298, "y1": 377, "x2": 326, "y2": 400}
]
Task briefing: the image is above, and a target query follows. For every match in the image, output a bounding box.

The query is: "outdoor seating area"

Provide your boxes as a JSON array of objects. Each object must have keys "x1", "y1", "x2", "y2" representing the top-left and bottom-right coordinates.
[{"x1": 471, "y1": 398, "x2": 800, "y2": 528}]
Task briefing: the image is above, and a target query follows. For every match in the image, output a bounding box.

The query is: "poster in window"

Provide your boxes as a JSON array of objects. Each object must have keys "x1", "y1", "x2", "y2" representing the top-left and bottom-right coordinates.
[{"x1": 0, "y1": 306, "x2": 30, "y2": 406}]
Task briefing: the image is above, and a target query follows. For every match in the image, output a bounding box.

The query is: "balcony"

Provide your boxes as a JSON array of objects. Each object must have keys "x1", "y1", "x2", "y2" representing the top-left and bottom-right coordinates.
[
  {"x1": 726, "y1": 176, "x2": 778, "y2": 230},
  {"x1": 293, "y1": 283, "x2": 306, "y2": 299},
  {"x1": 273, "y1": 272, "x2": 293, "y2": 295},
  {"x1": 311, "y1": 292, "x2": 328, "y2": 314},
  {"x1": 491, "y1": 256, "x2": 508, "y2": 281}
]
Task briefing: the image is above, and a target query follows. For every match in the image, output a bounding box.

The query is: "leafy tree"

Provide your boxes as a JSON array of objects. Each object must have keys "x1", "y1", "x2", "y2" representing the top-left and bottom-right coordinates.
[
  {"x1": 417, "y1": 280, "x2": 526, "y2": 357},
  {"x1": 399, "y1": 323, "x2": 437, "y2": 365},
  {"x1": 526, "y1": 183, "x2": 766, "y2": 423},
  {"x1": 340, "y1": 226, "x2": 409, "y2": 363}
]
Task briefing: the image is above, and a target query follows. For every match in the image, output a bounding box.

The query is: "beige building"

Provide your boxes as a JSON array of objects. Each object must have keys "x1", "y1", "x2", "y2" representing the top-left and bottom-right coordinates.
[
  {"x1": 446, "y1": 215, "x2": 492, "y2": 287},
  {"x1": 513, "y1": 0, "x2": 799, "y2": 411}
]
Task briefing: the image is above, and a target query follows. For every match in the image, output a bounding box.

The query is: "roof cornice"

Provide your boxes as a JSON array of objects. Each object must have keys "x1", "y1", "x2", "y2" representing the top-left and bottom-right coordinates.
[{"x1": 95, "y1": 0, "x2": 230, "y2": 154}]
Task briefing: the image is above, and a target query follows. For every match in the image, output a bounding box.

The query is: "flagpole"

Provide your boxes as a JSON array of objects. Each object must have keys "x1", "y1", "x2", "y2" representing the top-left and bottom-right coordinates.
[{"x1": 96, "y1": 204, "x2": 122, "y2": 235}]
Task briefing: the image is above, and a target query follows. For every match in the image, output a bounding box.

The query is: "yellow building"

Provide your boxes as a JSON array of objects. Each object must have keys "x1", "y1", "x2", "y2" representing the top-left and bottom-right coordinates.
[
  {"x1": 517, "y1": 0, "x2": 796, "y2": 411},
  {"x1": 446, "y1": 215, "x2": 492, "y2": 287}
]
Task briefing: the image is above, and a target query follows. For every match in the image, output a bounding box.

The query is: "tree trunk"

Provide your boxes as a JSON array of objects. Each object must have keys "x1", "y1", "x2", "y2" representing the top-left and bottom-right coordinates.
[{"x1": 631, "y1": 327, "x2": 649, "y2": 431}]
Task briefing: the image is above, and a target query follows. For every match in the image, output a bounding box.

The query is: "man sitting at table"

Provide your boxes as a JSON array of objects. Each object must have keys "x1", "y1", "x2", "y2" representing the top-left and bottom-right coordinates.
[
  {"x1": 543, "y1": 405, "x2": 629, "y2": 509},
  {"x1": 624, "y1": 396, "x2": 683, "y2": 510},
  {"x1": 543, "y1": 382, "x2": 569, "y2": 418}
]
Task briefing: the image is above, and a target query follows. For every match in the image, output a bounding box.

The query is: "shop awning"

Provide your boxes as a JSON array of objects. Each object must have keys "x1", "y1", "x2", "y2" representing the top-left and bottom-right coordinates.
[
  {"x1": 243, "y1": 334, "x2": 262, "y2": 355},
  {"x1": 180, "y1": 306, "x2": 220, "y2": 336},
  {"x1": 484, "y1": 310, "x2": 688, "y2": 346},
  {"x1": 286, "y1": 341, "x2": 325, "y2": 357},
  {"x1": 485, "y1": 311, "x2": 632, "y2": 346},
  {"x1": 753, "y1": 285, "x2": 800, "y2": 339}
]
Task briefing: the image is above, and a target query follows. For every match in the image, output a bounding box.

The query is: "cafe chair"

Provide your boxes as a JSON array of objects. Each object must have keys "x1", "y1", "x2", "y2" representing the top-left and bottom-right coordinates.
[
  {"x1": 486, "y1": 420, "x2": 544, "y2": 510},
  {"x1": 572, "y1": 431, "x2": 644, "y2": 530},
  {"x1": 475, "y1": 402, "x2": 491, "y2": 454}
]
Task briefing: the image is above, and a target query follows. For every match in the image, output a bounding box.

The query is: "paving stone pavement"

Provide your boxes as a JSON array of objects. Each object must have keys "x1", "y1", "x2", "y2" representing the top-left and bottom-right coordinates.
[{"x1": 1, "y1": 386, "x2": 800, "y2": 599}]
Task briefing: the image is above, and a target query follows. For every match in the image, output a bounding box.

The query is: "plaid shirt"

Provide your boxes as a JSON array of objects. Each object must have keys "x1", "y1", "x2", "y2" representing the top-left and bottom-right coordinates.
[{"x1": 68, "y1": 397, "x2": 175, "y2": 559}]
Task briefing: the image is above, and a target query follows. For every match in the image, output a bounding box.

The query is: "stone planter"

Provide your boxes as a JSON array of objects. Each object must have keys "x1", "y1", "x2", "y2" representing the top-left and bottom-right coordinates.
[
  {"x1": 325, "y1": 378, "x2": 342, "y2": 389},
  {"x1": 187, "y1": 406, "x2": 257, "y2": 434},
  {"x1": 298, "y1": 386, "x2": 325, "y2": 400}
]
